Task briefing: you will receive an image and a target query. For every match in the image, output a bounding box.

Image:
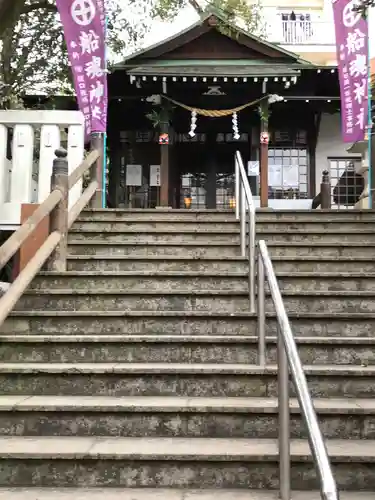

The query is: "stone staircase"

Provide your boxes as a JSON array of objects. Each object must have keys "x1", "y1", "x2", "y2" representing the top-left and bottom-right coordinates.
[{"x1": 0, "y1": 208, "x2": 374, "y2": 499}]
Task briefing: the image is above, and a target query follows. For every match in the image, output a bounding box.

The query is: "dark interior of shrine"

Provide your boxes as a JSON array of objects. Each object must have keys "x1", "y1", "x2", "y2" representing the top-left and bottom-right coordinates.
[{"x1": 105, "y1": 70, "x2": 340, "y2": 208}]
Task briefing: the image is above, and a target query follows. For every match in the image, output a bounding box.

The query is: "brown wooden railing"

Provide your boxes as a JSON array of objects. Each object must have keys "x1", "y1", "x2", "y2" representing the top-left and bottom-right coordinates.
[{"x1": 0, "y1": 146, "x2": 101, "y2": 327}]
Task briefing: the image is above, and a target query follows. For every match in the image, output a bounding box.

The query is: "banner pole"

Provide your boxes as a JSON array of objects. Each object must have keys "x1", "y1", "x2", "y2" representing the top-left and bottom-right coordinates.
[
  {"x1": 367, "y1": 7, "x2": 372, "y2": 209},
  {"x1": 102, "y1": 0, "x2": 108, "y2": 209}
]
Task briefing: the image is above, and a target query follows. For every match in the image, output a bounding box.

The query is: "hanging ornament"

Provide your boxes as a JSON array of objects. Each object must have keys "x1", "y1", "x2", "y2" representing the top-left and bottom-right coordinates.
[
  {"x1": 232, "y1": 111, "x2": 240, "y2": 140},
  {"x1": 189, "y1": 110, "x2": 197, "y2": 137}
]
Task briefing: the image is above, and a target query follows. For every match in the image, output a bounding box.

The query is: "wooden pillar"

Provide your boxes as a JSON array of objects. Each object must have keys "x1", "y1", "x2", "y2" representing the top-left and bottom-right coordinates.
[
  {"x1": 47, "y1": 148, "x2": 69, "y2": 272},
  {"x1": 90, "y1": 133, "x2": 104, "y2": 208},
  {"x1": 250, "y1": 127, "x2": 260, "y2": 196},
  {"x1": 320, "y1": 170, "x2": 331, "y2": 209},
  {"x1": 159, "y1": 108, "x2": 170, "y2": 207},
  {"x1": 259, "y1": 100, "x2": 269, "y2": 208}
]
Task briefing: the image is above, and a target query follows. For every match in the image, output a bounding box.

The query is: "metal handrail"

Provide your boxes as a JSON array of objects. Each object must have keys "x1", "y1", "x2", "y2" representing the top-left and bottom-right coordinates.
[
  {"x1": 257, "y1": 239, "x2": 339, "y2": 500},
  {"x1": 234, "y1": 151, "x2": 255, "y2": 313}
]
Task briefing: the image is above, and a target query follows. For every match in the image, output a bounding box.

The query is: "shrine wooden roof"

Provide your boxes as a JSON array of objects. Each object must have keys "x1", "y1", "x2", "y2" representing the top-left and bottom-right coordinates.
[{"x1": 115, "y1": 10, "x2": 311, "y2": 73}]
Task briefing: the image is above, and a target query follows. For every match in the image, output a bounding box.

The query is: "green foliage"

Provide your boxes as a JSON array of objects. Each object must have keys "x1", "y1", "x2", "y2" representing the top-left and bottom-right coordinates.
[
  {"x1": 0, "y1": 0, "x2": 152, "y2": 108},
  {"x1": 0, "y1": 0, "x2": 264, "y2": 109},
  {"x1": 208, "y1": 0, "x2": 265, "y2": 37},
  {"x1": 352, "y1": 0, "x2": 374, "y2": 16}
]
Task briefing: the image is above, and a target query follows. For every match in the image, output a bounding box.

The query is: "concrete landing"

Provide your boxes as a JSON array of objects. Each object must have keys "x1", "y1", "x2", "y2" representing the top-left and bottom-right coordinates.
[{"x1": 0, "y1": 489, "x2": 372, "y2": 500}]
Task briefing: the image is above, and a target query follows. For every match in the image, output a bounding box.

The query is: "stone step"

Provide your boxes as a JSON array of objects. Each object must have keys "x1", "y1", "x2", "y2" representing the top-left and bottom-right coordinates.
[
  {"x1": 78, "y1": 208, "x2": 238, "y2": 222},
  {"x1": 30, "y1": 272, "x2": 249, "y2": 292},
  {"x1": 0, "y1": 362, "x2": 373, "y2": 398},
  {"x1": 14, "y1": 290, "x2": 375, "y2": 313},
  {"x1": 0, "y1": 395, "x2": 374, "y2": 440},
  {"x1": 30, "y1": 271, "x2": 375, "y2": 293},
  {"x1": 4, "y1": 311, "x2": 375, "y2": 337},
  {"x1": 69, "y1": 229, "x2": 375, "y2": 245},
  {"x1": 66, "y1": 255, "x2": 375, "y2": 273},
  {"x1": 0, "y1": 489, "x2": 372, "y2": 500},
  {"x1": 69, "y1": 230, "x2": 242, "y2": 245},
  {"x1": 0, "y1": 335, "x2": 373, "y2": 365},
  {"x1": 78, "y1": 208, "x2": 375, "y2": 222},
  {"x1": 0, "y1": 435, "x2": 373, "y2": 489},
  {"x1": 266, "y1": 243, "x2": 375, "y2": 259},
  {"x1": 265, "y1": 257, "x2": 375, "y2": 273},
  {"x1": 67, "y1": 256, "x2": 248, "y2": 272},
  {"x1": 72, "y1": 221, "x2": 241, "y2": 232},
  {"x1": 68, "y1": 242, "x2": 241, "y2": 257},
  {"x1": 258, "y1": 231, "x2": 375, "y2": 244},
  {"x1": 72, "y1": 220, "x2": 375, "y2": 233}
]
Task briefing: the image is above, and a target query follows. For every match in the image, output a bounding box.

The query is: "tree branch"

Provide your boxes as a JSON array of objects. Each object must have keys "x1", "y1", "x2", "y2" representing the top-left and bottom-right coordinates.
[{"x1": 188, "y1": 0, "x2": 204, "y2": 14}]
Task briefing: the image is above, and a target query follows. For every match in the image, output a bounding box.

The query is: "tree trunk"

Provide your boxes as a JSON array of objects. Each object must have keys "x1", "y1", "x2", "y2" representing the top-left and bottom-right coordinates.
[{"x1": 0, "y1": 0, "x2": 24, "y2": 38}]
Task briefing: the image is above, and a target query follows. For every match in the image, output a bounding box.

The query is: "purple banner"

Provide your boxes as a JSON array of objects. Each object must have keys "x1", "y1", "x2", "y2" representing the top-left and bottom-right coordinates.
[
  {"x1": 333, "y1": 0, "x2": 368, "y2": 143},
  {"x1": 56, "y1": 0, "x2": 108, "y2": 138}
]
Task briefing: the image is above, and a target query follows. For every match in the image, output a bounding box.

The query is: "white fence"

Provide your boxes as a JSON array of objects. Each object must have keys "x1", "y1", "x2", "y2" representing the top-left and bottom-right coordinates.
[
  {"x1": 0, "y1": 110, "x2": 85, "y2": 229},
  {"x1": 269, "y1": 20, "x2": 335, "y2": 46}
]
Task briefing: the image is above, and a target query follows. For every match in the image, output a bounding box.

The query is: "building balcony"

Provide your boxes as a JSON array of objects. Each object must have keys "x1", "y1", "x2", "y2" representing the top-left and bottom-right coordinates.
[{"x1": 269, "y1": 20, "x2": 335, "y2": 47}]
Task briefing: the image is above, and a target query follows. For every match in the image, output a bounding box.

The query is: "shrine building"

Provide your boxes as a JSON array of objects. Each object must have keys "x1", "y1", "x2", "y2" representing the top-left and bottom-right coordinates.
[{"x1": 104, "y1": 11, "x2": 359, "y2": 210}]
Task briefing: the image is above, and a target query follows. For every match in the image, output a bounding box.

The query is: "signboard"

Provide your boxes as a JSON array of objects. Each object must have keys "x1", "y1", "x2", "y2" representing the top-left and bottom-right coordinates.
[
  {"x1": 248, "y1": 161, "x2": 260, "y2": 176},
  {"x1": 269, "y1": 164, "x2": 282, "y2": 187},
  {"x1": 150, "y1": 165, "x2": 161, "y2": 187},
  {"x1": 283, "y1": 164, "x2": 299, "y2": 187},
  {"x1": 126, "y1": 164, "x2": 142, "y2": 186},
  {"x1": 56, "y1": 0, "x2": 108, "y2": 138},
  {"x1": 333, "y1": 0, "x2": 368, "y2": 142}
]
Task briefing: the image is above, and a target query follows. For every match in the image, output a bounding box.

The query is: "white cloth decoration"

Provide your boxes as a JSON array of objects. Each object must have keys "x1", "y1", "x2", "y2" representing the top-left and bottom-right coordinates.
[
  {"x1": 189, "y1": 110, "x2": 197, "y2": 137},
  {"x1": 268, "y1": 94, "x2": 284, "y2": 104},
  {"x1": 232, "y1": 112, "x2": 240, "y2": 140}
]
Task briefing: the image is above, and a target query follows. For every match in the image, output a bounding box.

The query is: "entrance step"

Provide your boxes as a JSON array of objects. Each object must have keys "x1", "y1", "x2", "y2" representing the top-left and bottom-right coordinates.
[
  {"x1": 77, "y1": 209, "x2": 238, "y2": 222},
  {"x1": 265, "y1": 256, "x2": 375, "y2": 272},
  {"x1": 68, "y1": 242, "x2": 241, "y2": 258},
  {"x1": 0, "y1": 395, "x2": 374, "y2": 439},
  {"x1": 29, "y1": 271, "x2": 375, "y2": 293},
  {"x1": 67, "y1": 256, "x2": 248, "y2": 272},
  {"x1": 66, "y1": 254, "x2": 375, "y2": 272},
  {"x1": 0, "y1": 436, "x2": 373, "y2": 489},
  {"x1": 0, "y1": 335, "x2": 374, "y2": 365},
  {"x1": 70, "y1": 227, "x2": 375, "y2": 245},
  {"x1": 72, "y1": 221, "x2": 241, "y2": 232},
  {"x1": 4, "y1": 311, "x2": 375, "y2": 337},
  {"x1": 0, "y1": 489, "x2": 372, "y2": 500},
  {"x1": 13, "y1": 289, "x2": 375, "y2": 313},
  {"x1": 69, "y1": 229, "x2": 242, "y2": 244},
  {"x1": 266, "y1": 243, "x2": 375, "y2": 259},
  {"x1": 77, "y1": 208, "x2": 375, "y2": 222},
  {"x1": 0, "y1": 362, "x2": 374, "y2": 398},
  {"x1": 257, "y1": 230, "x2": 375, "y2": 244}
]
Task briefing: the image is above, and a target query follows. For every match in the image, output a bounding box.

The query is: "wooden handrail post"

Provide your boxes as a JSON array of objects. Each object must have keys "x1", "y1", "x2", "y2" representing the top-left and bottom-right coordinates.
[
  {"x1": 47, "y1": 147, "x2": 69, "y2": 271},
  {"x1": 90, "y1": 133, "x2": 103, "y2": 208},
  {"x1": 320, "y1": 169, "x2": 331, "y2": 209}
]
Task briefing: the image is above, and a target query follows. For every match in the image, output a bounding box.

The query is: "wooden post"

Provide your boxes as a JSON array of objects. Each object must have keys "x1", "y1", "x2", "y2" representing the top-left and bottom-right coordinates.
[
  {"x1": 259, "y1": 100, "x2": 269, "y2": 208},
  {"x1": 320, "y1": 169, "x2": 331, "y2": 209},
  {"x1": 90, "y1": 132, "x2": 104, "y2": 208},
  {"x1": 159, "y1": 108, "x2": 170, "y2": 207},
  {"x1": 47, "y1": 148, "x2": 69, "y2": 271}
]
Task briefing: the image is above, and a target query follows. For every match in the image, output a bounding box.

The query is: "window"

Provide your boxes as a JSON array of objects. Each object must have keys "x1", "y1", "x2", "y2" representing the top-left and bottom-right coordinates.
[{"x1": 267, "y1": 148, "x2": 309, "y2": 200}]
